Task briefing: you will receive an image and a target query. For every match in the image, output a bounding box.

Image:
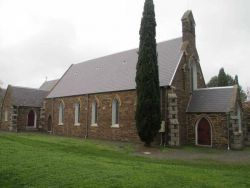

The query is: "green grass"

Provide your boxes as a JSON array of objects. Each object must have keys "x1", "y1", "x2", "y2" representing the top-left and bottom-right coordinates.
[{"x1": 0, "y1": 132, "x2": 250, "y2": 187}]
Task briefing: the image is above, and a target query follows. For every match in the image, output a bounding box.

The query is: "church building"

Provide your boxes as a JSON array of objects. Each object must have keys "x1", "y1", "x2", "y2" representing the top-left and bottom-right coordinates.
[{"x1": 41, "y1": 11, "x2": 245, "y2": 149}]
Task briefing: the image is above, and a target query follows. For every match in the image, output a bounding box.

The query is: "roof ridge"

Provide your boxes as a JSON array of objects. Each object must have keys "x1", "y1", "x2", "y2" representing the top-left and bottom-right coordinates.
[
  {"x1": 73, "y1": 37, "x2": 182, "y2": 66},
  {"x1": 11, "y1": 85, "x2": 48, "y2": 91}
]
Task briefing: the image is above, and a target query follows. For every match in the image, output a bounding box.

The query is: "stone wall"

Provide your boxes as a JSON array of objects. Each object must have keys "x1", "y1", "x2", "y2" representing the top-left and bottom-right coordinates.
[
  {"x1": 1, "y1": 87, "x2": 12, "y2": 131},
  {"x1": 187, "y1": 113, "x2": 229, "y2": 148},
  {"x1": 171, "y1": 55, "x2": 206, "y2": 145},
  {"x1": 44, "y1": 90, "x2": 140, "y2": 142},
  {"x1": 243, "y1": 101, "x2": 250, "y2": 146},
  {"x1": 243, "y1": 102, "x2": 250, "y2": 131},
  {"x1": 16, "y1": 107, "x2": 41, "y2": 131}
]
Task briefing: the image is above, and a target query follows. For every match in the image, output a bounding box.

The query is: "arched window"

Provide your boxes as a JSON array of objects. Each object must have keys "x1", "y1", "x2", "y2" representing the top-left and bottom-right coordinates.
[
  {"x1": 91, "y1": 101, "x2": 98, "y2": 125},
  {"x1": 59, "y1": 102, "x2": 64, "y2": 125},
  {"x1": 27, "y1": 110, "x2": 36, "y2": 127},
  {"x1": 4, "y1": 110, "x2": 8, "y2": 122},
  {"x1": 112, "y1": 99, "x2": 119, "y2": 126},
  {"x1": 74, "y1": 103, "x2": 80, "y2": 125},
  {"x1": 190, "y1": 60, "x2": 197, "y2": 91}
]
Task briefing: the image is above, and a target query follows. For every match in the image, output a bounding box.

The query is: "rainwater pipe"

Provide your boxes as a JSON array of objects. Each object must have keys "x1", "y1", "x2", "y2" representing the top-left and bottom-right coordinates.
[
  {"x1": 85, "y1": 94, "x2": 89, "y2": 139},
  {"x1": 164, "y1": 86, "x2": 169, "y2": 147},
  {"x1": 226, "y1": 112, "x2": 230, "y2": 150}
]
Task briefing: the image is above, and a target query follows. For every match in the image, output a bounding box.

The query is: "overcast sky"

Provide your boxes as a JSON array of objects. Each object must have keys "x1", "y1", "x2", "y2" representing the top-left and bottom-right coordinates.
[{"x1": 0, "y1": 0, "x2": 249, "y2": 91}]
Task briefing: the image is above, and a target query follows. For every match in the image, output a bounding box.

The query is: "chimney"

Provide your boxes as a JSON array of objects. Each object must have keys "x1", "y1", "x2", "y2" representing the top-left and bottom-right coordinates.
[{"x1": 181, "y1": 10, "x2": 196, "y2": 49}]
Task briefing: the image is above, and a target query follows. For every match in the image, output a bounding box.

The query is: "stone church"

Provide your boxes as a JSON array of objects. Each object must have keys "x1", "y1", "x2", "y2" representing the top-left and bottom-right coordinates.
[{"x1": 0, "y1": 11, "x2": 248, "y2": 149}]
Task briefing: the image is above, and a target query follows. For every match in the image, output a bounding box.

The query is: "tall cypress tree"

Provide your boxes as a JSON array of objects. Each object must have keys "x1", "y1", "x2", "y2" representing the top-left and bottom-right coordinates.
[
  {"x1": 135, "y1": 0, "x2": 161, "y2": 146},
  {"x1": 217, "y1": 68, "x2": 228, "y2": 86}
]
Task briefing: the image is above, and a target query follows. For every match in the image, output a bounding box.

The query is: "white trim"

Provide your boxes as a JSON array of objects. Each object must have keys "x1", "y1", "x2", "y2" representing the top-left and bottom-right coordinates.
[
  {"x1": 74, "y1": 103, "x2": 80, "y2": 125},
  {"x1": 91, "y1": 123, "x2": 98, "y2": 127},
  {"x1": 4, "y1": 110, "x2": 8, "y2": 122},
  {"x1": 169, "y1": 52, "x2": 184, "y2": 85},
  {"x1": 195, "y1": 117, "x2": 212, "y2": 147},
  {"x1": 195, "y1": 86, "x2": 234, "y2": 90},
  {"x1": 237, "y1": 103, "x2": 242, "y2": 133},
  {"x1": 58, "y1": 123, "x2": 64, "y2": 126},
  {"x1": 58, "y1": 102, "x2": 64, "y2": 125},
  {"x1": 111, "y1": 124, "x2": 119, "y2": 128},
  {"x1": 74, "y1": 123, "x2": 81, "y2": 126}
]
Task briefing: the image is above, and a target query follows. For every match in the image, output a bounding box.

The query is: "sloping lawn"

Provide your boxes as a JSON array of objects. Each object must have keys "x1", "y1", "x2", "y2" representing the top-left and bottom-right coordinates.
[{"x1": 0, "y1": 132, "x2": 250, "y2": 187}]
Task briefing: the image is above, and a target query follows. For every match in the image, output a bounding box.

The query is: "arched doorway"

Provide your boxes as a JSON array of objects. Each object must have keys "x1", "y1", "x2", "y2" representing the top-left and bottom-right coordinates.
[
  {"x1": 48, "y1": 115, "x2": 52, "y2": 132},
  {"x1": 196, "y1": 118, "x2": 212, "y2": 146},
  {"x1": 27, "y1": 110, "x2": 36, "y2": 127}
]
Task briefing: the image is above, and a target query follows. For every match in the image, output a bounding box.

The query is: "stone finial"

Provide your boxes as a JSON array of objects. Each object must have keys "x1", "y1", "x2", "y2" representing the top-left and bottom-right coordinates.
[
  {"x1": 181, "y1": 10, "x2": 196, "y2": 36},
  {"x1": 181, "y1": 10, "x2": 197, "y2": 57},
  {"x1": 181, "y1": 10, "x2": 196, "y2": 44}
]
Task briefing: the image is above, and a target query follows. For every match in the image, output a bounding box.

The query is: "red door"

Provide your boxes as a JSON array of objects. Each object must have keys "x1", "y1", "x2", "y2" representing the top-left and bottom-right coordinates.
[
  {"x1": 197, "y1": 118, "x2": 211, "y2": 146},
  {"x1": 28, "y1": 110, "x2": 35, "y2": 127}
]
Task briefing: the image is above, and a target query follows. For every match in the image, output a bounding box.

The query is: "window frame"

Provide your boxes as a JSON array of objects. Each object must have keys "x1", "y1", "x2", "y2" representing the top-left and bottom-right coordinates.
[
  {"x1": 58, "y1": 102, "x2": 64, "y2": 126},
  {"x1": 4, "y1": 110, "x2": 8, "y2": 122},
  {"x1": 74, "y1": 103, "x2": 81, "y2": 126},
  {"x1": 111, "y1": 99, "x2": 119, "y2": 128},
  {"x1": 91, "y1": 101, "x2": 98, "y2": 126}
]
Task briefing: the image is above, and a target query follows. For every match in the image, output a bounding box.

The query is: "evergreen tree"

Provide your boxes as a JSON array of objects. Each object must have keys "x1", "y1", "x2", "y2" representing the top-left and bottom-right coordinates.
[
  {"x1": 217, "y1": 68, "x2": 228, "y2": 86},
  {"x1": 207, "y1": 69, "x2": 247, "y2": 102},
  {"x1": 135, "y1": 0, "x2": 161, "y2": 146},
  {"x1": 207, "y1": 76, "x2": 218, "y2": 87},
  {"x1": 234, "y1": 75, "x2": 247, "y2": 101}
]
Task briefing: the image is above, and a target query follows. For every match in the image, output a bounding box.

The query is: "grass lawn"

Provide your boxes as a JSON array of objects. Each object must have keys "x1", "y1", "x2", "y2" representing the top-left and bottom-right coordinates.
[{"x1": 0, "y1": 132, "x2": 250, "y2": 187}]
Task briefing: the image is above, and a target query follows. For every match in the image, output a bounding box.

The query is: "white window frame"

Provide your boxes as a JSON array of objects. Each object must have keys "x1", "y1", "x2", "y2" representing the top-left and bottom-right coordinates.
[
  {"x1": 74, "y1": 103, "x2": 80, "y2": 126},
  {"x1": 189, "y1": 58, "x2": 198, "y2": 91},
  {"x1": 111, "y1": 99, "x2": 119, "y2": 128},
  {"x1": 237, "y1": 103, "x2": 242, "y2": 133},
  {"x1": 58, "y1": 102, "x2": 64, "y2": 125},
  {"x1": 91, "y1": 101, "x2": 98, "y2": 126},
  {"x1": 4, "y1": 110, "x2": 8, "y2": 122}
]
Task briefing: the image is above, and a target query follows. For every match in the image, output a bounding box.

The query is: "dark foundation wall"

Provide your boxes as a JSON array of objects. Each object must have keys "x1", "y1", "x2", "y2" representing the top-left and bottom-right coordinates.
[
  {"x1": 187, "y1": 113, "x2": 229, "y2": 148},
  {"x1": 44, "y1": 90, "x2": 140, "y2": 142}
]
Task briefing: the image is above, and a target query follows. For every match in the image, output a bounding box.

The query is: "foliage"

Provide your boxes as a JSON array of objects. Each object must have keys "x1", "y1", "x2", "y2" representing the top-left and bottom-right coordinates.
[
  {"x1": 135, "y1": 0, "x2": 161, "y2": 146},
  {"x1": 207, "y1": 76, "x2": 218, "y2": 87},
  {"x1": 0, "y1": 132, "x2": 250, "y2": 187},
  {"x1": 217, "y1": 68, "x2": 228, "y2": 86},
  {"x1": 207, "y1": 68, "x2": 247, "y2": 101}
]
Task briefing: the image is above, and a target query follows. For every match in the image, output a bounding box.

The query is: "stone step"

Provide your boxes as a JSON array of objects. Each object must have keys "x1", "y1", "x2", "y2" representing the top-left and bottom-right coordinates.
[{"x1": 231, "y1": 143, "x2": 244, "y2": 150}]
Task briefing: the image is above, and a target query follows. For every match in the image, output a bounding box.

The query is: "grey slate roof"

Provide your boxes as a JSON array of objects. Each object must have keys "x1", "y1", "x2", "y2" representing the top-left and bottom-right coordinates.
[
  {"x1": 187, "y1": 86, "x2": 236, "y2": 113},
  {"x1": 39, "y1": 79, "x2": 59, "y2": 91},
  {"x1": 11, "y1": 86, "x2": 49, "y2": 107},
  {"x1": 47, "y1": 38, "x2": 183, "y2": 98}
]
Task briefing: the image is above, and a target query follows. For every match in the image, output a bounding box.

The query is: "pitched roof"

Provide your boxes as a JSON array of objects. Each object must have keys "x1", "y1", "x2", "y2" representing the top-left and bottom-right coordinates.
[
  {"x1": 187, "y1": 86, "x2": 237, "y2": 113},
  {"x1": 47, "y1": 38, "x2": 183, "y2": 98},
  {"x1": 11, "y1": 86, "x2": 49, "y2": 107},
  {"x1": 39, "y1": 79, "x2": 59, "y2": 91}
]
